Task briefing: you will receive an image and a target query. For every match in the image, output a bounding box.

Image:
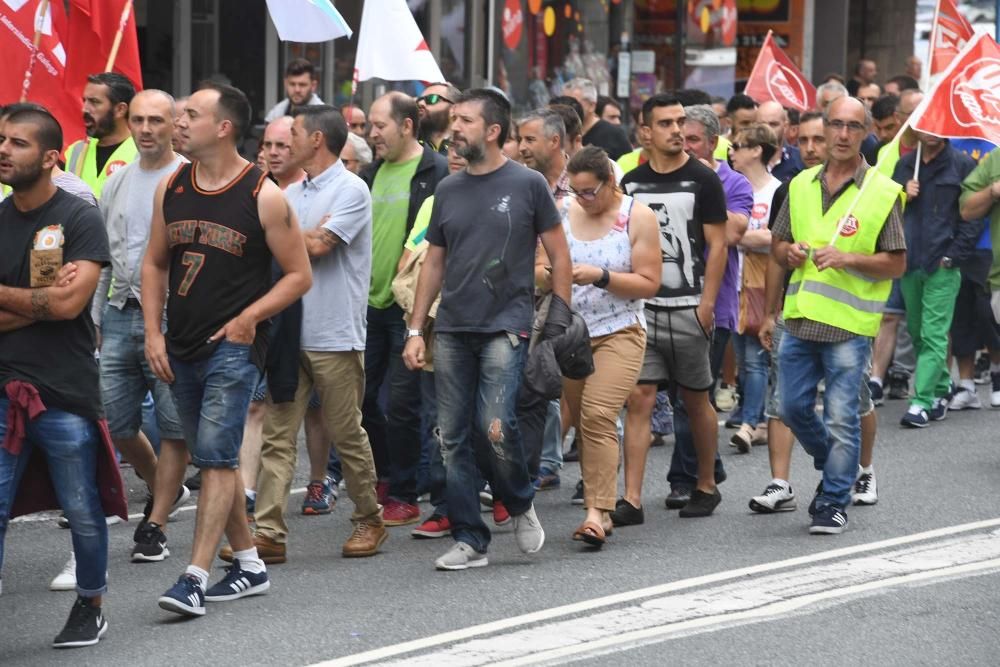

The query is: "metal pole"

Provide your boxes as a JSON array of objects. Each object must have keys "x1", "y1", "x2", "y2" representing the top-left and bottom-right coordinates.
[{"x1": 996, "y1": 0, "x2": 999, "y2": 41}]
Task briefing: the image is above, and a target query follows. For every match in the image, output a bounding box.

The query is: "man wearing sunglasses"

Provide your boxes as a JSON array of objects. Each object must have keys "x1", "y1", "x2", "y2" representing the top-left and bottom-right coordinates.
[
  {"x1": 771, "y1": 96, "x2": 906, "y2": 535},
  {"x1": 417, "y1": 83, "x2": 461, "y2": 155}
]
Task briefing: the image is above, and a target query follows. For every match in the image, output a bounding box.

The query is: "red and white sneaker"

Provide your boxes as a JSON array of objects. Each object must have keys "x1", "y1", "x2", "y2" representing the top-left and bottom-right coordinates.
[
  {"x1": 411, "y1": 514, "x2": 451, "y2": 538},
  {"x1": 493, "y1": 501, "x2": 511, "y2": 526}
]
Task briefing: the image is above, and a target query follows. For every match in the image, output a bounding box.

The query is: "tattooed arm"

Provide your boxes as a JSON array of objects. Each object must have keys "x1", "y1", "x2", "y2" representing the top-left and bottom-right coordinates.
[
  {"x1": 303, "y1": 226, "x2": 341, "y2": 258},
  {"x1": 0, "y1": 260, "x2": 103, "y2": 321}
]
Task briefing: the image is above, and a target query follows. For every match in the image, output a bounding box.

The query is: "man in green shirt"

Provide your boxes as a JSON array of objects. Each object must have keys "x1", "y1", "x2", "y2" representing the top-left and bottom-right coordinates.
[
  {"x1": 361, "y1": 93, "x2": 448, "y2": 526},
  {"x1": 960, "y1": 147, "x2": 1000, "y2": 405}
]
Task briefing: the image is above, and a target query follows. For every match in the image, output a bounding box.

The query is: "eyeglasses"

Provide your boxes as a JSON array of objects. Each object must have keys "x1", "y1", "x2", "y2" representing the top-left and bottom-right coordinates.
[
  {"x1": 439, "y1": 137, "x2": 453, "y2": 151},
  {"x1": 417, "y1": 93, "x2": 453, "y2": 106},
  {"x1": 568, "y1": 181, "x2": 604, "y2": 201},
  {"x1": 826, "y1": 119, "x2": 867, "y2": 133},
  {"x1": 729, "y1": 143, "x2": 754, "y2": 151}
]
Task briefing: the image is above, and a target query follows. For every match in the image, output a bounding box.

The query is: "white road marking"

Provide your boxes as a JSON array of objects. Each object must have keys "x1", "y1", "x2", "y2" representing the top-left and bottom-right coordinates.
[{"x1": 313, "y1": 518, "x2": 1000, "y2": 667}]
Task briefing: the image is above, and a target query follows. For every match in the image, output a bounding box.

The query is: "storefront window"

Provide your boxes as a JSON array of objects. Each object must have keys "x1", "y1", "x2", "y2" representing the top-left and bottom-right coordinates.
[{"x1": 494, "y1": 1, "x2": 622, "y2": 115}]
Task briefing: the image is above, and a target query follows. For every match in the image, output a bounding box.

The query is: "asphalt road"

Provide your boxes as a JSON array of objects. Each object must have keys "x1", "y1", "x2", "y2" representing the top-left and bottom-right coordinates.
[{"x1": 2, "y1": 386, "x2": 999, "y2": 666}]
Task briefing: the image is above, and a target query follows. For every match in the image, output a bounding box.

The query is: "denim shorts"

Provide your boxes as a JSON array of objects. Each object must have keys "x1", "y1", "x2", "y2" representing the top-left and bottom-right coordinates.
[
  {"x1": 100, "y1": 303, "x2": 184, "y2": 440},
  {"x1": 765, "y1": 316, "x2": 874, "y2": 419},
  {"x1": 884, "y1": 279, "x2": 905, "y2": 315},
  {"x1": 169, "y1": 340, "x2": 260, "y2": 468}
]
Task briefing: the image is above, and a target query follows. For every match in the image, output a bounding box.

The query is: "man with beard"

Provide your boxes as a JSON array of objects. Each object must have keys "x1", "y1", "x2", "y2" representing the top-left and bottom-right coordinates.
[
  {"x1": 417, "y1": 83, "x2": 460, "y2": 153},
  {"x1": 264, "y1": 59, "x2": 325, "y2": 123},
  {"x1": 359, "y1": 93, "x2": 447, "y2": 527},
  {"x1": 63, "y1": 73, "x2": 138, "y2": 199},
  {"x1": 403, "y1": 88, "x2": 571, "y2": 570},
  {"x1": 0, "y1": 105, "x2": 126, "y2": 648}
]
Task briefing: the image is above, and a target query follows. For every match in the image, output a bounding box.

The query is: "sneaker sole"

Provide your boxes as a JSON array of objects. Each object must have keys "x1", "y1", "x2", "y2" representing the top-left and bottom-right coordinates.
[
  {"x1": 731, "y1": 437, "x2": 751, "y2": 454},
  {"x1": 301, "y1": 506, "x2": 333, "y2": 515},
  {"x1": 664, "y1": 498, "x2": 689, "y2": 510},
  {"x1": 205, "y1": 579, "x2": 270, "y2": 602},
  {"x1": 435, "y1": 556, "x2": 488, "y2": 571},
  {"x1": 168, "y1": 486, "x2": 192, "y2": 519},
  {"x1": 342, "y1": 529, "x2": 388, "y2": 558},
  {"x1": 157, "y1": 596, "x2": 206, "y2": 616},
  {"x1": 809, "y1": 524, "x2": 846, "y2": 535},
  {"x1": 412, "y1": 529, "x2": 450, "y2": 538},
  {"x1": 52, "y1": 620, "x2": 107, "y2": 648},
  {"x1": 852, "y1": 496, "x2": 878, "y2": 506},
  {"x1": 748, "y1": 499, "x2": 797, "y2": 513},
  {"x1": 131, "y1": 546, "x2": 170, "y2": 563},
  {"x1": 900, "y1": 421, "x2": 929, "y2": 428},
  {"x1": 515, "y1": 527, "x2": 545, "y2": 554},
  {"x1": 494, "y1": 517, "x2": 512, "y2": 527},
  {"x1": 383, "y1": 516, "x2": 421, "y2": 527},
  {"x1": 49, "y1": 579, "x2": 76, "y2": 591}
]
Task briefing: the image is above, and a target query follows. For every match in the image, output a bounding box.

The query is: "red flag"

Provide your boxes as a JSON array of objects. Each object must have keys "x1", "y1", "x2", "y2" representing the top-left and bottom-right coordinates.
[
  {"x1": 929, "y1": 0, "x2": 976, "y2": 77},
  {"x1": 743, "y1": 31, "x2": 816, "y2": 113},
  {"x1": 912, "y1": 33, "x2": 1000, "y2": 145},
  {"x1": 0, "y1": 0, "x2": 85, "y2": 147},
  {"x1": 64, "y1": 0, "x2": 143, "y2": 98}
]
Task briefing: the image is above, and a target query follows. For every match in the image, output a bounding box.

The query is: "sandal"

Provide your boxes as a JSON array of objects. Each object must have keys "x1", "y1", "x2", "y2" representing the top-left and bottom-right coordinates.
[{"x1": 572, "y1": 520, "x2": 607, "y2": 547}]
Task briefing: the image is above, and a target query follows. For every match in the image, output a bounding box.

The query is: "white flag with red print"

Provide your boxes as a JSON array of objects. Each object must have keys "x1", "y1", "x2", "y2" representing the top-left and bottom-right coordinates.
[
  {"x1": 743, "y1": 30, "x2": 816, "y2": 112},
  {"x1": 912, "y1": 32, "x2": 1000, "y2": 145},
  {"x1": 929, "y1": 0, "x2": 976, "y2": 77},
  {"x1": 353, "y1": 0, "x2": 444, "y2": 89}
]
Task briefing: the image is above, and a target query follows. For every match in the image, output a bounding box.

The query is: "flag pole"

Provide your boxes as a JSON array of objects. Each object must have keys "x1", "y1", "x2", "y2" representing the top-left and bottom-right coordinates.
[
  {"x1": 19, "y1": 0, "x2": 51, "y2": 102},
  {"x1": 104, "y1": 0, "x2": 135, "y2": 72},
  {"x1": 913, "y1": 0, "x2": 941, "y2": 182}
]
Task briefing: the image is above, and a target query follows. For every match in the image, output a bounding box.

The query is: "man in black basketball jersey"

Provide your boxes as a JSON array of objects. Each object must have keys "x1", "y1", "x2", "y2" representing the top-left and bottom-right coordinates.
[{"x1": 141, "y1": 83, "x2": 311, "y2": 617}]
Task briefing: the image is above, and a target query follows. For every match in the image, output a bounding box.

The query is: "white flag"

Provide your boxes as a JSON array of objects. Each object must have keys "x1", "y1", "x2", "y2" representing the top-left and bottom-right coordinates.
[
  {"x1": 266, "y1": 0, "x2": 352, "y2": 43},
  {"x1": 354, "y1": 0, "x2": 444, "y2": 86}
]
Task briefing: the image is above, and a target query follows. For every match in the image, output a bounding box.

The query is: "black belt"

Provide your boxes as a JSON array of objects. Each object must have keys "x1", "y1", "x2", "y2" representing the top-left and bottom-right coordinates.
[{"x1": 123, "y1": 297, "x2": 142, "y2": 309}]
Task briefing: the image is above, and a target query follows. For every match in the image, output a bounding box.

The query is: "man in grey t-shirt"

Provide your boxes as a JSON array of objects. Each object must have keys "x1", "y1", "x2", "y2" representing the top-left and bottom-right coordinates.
[
  {"x1": 92, "y1": 90, "x2": 190, "y2": 564},
  {"x1": 404, "y1": 89, "x2": 572, "y2": 571}
]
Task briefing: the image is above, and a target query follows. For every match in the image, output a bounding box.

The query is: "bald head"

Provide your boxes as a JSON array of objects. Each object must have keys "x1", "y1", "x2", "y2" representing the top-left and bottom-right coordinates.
[
  {"x1": 825, "y1": 96, "x2": 870, "y2": 162},
  {"x1": 898, "y1": 89, "x2": 925, "y2": 116},
  {"x1": 129, "y1": 89, "x2": 176, "y2": 162},
  {"x1": 369, "y1": 92, "x2": 421, "y2": 162},
  {"x1": 262, "y1": 116, "x2": 296, "y2": 179},
  {"x1": 756, "y1": 101, "x2": 788, "y2": 141}
]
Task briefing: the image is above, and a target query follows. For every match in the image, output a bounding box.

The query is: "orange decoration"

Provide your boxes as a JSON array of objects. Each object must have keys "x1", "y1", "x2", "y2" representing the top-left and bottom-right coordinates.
[
  {"x1": 564, "y1": 3, "x2": 572, "y2": 19},
  {"x1": 528, "y1": 0, "x2": 543, "y2": 14}
]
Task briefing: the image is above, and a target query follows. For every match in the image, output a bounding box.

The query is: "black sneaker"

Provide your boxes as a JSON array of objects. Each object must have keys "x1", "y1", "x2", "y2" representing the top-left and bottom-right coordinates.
[
  {"x1": 809, "y1": 504, "x2": 848, "y2": 534},
  {"x1": 131, "y1": 522, "x2": 169, "y2": 562},
  {"x1": 868, "y1": 380, "x2": 884, "y2": 406},
  {"x1": 571, "y1": 479, "x2": 584, "y2": 505},
  {"x1": 134, "y1": 485, "x2": 191, "y2": 540},
  {"x1": 678, "y1": 488, "x2": 722, "y2": 518},
  {"x1": 664, "y1": 486, "x2": 692, "y2": 510},
  {"x1": 53, "y1": 596, "x2": 108, "y2": 648},
  {"x1": 184, "y1": 469, "x2": 202, "y2": 491},
  {"x1": 887, "y1": 372, "x2": 909, "y2": 400},
  {"x1": 609, "y1": 498, "x2": 644, "y2": 526}
]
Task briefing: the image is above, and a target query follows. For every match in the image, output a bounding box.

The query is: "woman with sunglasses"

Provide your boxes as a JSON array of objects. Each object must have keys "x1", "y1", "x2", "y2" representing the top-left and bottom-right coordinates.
[
  {"x1": 728, "y1": 124, "x2": 783, "y2": 453},
  {"x1": 538, "y1": 146, "x2": 660, "y2": 547}
]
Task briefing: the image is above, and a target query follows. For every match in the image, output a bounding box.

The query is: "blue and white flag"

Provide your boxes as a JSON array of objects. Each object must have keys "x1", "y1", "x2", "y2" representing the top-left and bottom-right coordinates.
[{"x1": 265, "y1": 0, "x2": 352, "y2": 43}]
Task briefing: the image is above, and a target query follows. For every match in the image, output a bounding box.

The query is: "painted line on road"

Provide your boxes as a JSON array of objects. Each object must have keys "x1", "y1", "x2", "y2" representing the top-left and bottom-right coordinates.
[{"x1": 312, "y1": 517, "x2": 1000, "y2": 667}]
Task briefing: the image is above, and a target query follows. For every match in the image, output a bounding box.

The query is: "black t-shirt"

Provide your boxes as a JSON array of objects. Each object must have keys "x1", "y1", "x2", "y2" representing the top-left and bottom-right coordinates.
[
  {"x1": 767, "y1": 181, "x2": 791, "y2": 293},
  {"x1": 426, "y1": 160, "x2": 560, "y2": 335},
  {"x1": 95, "y1": 141, "x2": 123, "y2": 175},
  {"x1": 583, "y1": 119, "x2": 633, "y2": 161},
  {"x1": 0, "y1": 188, "x2": 110, "y2": 419},
  {"x1": 620, "y1": 157, "x2": 728, "y2": 308}
]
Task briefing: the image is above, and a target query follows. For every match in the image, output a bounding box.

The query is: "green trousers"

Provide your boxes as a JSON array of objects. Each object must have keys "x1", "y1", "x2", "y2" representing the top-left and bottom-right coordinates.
[{"x1": 899, "y1": 267, "x2": 961, "y2": 409}]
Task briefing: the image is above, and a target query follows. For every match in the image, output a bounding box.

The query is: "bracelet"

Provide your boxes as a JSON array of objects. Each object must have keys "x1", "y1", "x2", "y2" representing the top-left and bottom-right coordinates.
[{"x1": 593, "y1": 268, "x2": 610, "y2": 289}]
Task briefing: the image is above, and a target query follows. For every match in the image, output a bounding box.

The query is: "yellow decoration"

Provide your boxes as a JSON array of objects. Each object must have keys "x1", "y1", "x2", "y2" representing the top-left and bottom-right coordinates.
[{"x1": 544, "y1": 6, "x2": 556, "y2": 35}]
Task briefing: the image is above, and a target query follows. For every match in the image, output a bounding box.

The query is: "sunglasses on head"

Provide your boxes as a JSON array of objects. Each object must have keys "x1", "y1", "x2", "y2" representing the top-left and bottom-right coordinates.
[{"x1": 418, "y1": 93, "x2": 453, "y2": 106}]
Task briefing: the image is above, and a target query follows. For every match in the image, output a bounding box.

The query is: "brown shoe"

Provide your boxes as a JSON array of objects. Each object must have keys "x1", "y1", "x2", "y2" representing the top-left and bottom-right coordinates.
[
  {"x1": 218, "y1": 533, "x2": 287, "y2": 564},
  {"x1": 342, "y1": 520, "x2": 387, "y2": 558}
]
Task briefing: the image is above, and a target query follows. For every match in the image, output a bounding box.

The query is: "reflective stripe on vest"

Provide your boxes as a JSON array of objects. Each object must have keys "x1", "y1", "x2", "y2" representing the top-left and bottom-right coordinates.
[
  {"x1": 64, "y1": 139, "x2": 90, "y2": 176},
  {"x1": 782, "y1": 165, "x2": 903, "y2": 337}
]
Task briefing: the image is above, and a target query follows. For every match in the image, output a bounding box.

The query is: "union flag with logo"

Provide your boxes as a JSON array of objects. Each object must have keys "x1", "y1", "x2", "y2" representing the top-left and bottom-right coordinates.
[
  {"x1": 743, "y1": 30, "x2": 816, "y2": 113},
  {"x1": 929, "y1": 0, "x2": 976, "y2": 77},
  {"x1": 912, "y1": 32, "x2": 1000, "y2": 147}
]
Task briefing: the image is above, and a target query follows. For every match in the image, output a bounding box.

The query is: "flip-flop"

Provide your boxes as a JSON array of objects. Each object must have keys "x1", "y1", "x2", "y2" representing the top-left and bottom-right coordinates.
[{"x1": 572, "y1": 520, "x2": 607, "y2": 547}]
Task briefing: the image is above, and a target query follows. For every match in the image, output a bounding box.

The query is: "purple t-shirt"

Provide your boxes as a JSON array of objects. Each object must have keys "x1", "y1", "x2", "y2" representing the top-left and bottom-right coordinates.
[{"x1": 711, "y1": 160, "x2": 753, "y2": 330}]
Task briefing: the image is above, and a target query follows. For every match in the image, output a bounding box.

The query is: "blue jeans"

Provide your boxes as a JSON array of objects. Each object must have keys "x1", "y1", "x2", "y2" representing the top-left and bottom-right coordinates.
[
  {"x1": 0, "y1": 400, "x2": 108, "y2": 596},
  {"x1": 362, "y1": 304, "x2": 422, "y2": 503},
  {"x1": 169, "y1": 341, "x2": 260, "y2": 468},
  {"x1": 732, "y1": 332, "x2": 770, "y2": 427},
  {"x1": 434, "y1": 332, "x2": 534, "y2": 552},
  {"x1": 778, "y1": 332, "x2": 870, "y2": 509},
  {"x1": 100, "y1": 303, "x2": 183, "y2": 441},
  {"x1": 539, "y1": 400, "x2": 563, "y2": 473}
]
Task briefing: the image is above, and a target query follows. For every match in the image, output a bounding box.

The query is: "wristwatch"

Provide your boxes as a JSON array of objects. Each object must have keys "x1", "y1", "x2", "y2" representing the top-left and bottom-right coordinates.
[
  {"x1": 404, "y1": 328, "x2": 423, "y2": 341},
  {"x1": 941, "y1": 256, "x2": 954, "y2": 269},
  {"x1": 593, "y1": 268, "x2": 611, "y2": 289}
]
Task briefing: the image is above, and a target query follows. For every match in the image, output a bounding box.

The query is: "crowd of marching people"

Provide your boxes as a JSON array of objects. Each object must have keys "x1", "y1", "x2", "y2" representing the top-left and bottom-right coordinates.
[{"x1": 2, "y1": 51, "x2": 1000, "y2": 649}]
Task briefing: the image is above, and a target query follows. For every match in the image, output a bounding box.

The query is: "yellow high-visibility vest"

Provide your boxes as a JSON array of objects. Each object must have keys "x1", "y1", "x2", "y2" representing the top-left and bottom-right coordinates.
[
  {"x1": 63, "y1": 136, "x2": 138, "y2": 199},
  {"x1": 783, "y1": 165, "x2": 904, "y2": 337}
]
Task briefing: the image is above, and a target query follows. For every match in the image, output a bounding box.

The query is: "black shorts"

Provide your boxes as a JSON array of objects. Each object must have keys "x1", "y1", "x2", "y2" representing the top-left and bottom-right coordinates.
[{"x1": 950, "y1": 279, "x2": 1000, "y2": 357}]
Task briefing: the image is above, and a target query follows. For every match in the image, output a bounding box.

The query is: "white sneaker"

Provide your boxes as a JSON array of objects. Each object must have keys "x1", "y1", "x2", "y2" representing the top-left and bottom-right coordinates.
[
  {"x1": 751, "y1": 424, "x2": 768, "y2": 445},
  {"x1": 730, "y1": 424, "x2": 753, "y2": 454},
  {"x1": 434, "y1": 542, "x2": 488, "y2": 570},
  {"x1": 50, "y1": 553, "x2": 77, "y2": 591},
  {"x1": 513, "y1": 504, "x2": 545, "y2": 554},
  {"x1": 749, "y1": 482, "x2": 797, "y2": 513},
  {"x1": 949, "y1": 387, "x2": 982, "y2": 410},
  {"x1": 853, "y1": 469, "x2": 878, "y2": 505},
  {"x1": 991, "y1": 372, "x2": 1000, "y2": 407},
  {"x1": 715, "y1": 385, "x2": 736, "y2": 411}
]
